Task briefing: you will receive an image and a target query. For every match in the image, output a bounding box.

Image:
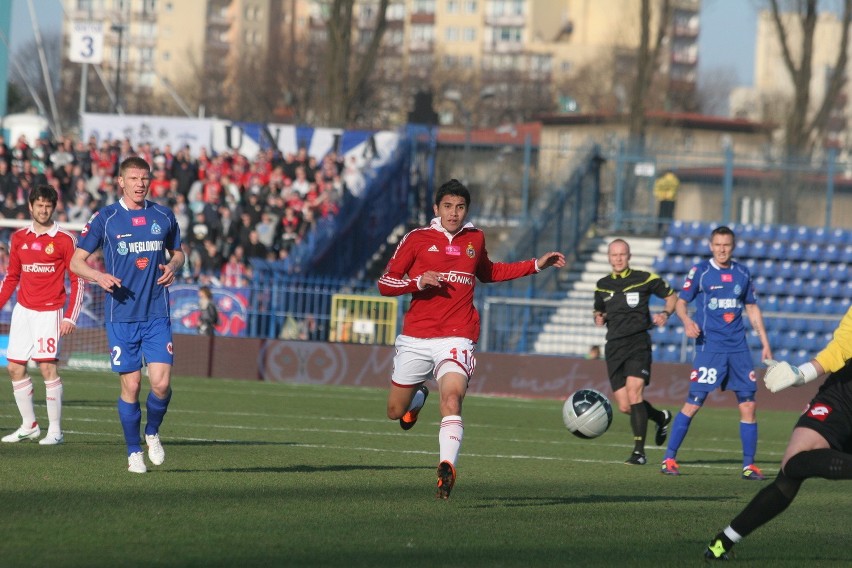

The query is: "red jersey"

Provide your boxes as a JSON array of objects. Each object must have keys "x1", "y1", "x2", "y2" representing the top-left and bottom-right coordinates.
[
  {"x1": 377, "y1": 218, "x2": 537, "y2": 342},
  {"x1": 0, "y1": 223, "x2": 84, "y2": 323}
]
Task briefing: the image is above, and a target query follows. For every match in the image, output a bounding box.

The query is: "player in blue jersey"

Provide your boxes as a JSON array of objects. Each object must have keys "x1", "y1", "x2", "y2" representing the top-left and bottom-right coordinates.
[
  {"x1": 661, "y1": 226, "x2": 773, "y2": 479},
  {"x1": 70, "y1": 156, "x2": 185, "y2": 474}
]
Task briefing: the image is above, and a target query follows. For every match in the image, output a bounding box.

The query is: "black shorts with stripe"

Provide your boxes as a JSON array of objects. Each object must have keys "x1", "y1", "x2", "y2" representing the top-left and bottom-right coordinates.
[{"x1": 795, "y1": 362, "x2": 852, "y2": 453}]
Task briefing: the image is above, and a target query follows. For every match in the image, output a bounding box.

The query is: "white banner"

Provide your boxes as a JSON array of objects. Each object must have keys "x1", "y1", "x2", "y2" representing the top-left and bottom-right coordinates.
[{"x1": 82, "y1": 113, "x2": 213, "y2": 157}]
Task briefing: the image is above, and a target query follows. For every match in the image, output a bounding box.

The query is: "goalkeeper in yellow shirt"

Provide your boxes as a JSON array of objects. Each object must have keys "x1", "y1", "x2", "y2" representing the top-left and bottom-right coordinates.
[{"x1": 704, "y1": 307, "x2": 852, "y2": 560}]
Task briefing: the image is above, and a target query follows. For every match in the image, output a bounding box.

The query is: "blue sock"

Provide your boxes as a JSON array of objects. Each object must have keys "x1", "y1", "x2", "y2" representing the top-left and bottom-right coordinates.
[
  {"x1": 144, "y1": 389, "x2": 172, "y2": 436},
  {"x1": 664, "y1": 412, "x2": 693, "y2": 460},
  {"x1": 741, "y1": 421, "x2": 758, "y2": 467},
  {"x1": 117, "y1": 399, "x2": 142, "y2": 455}
]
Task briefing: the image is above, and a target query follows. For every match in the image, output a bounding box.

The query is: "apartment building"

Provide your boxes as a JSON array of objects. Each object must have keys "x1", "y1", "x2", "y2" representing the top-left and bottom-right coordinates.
[{"x1": 61, "y1": 0, "x2": 700, "y2": 125}]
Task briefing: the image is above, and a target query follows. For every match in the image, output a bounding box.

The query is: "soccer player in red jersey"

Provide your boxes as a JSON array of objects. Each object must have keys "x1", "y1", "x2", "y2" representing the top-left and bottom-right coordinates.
[
  {"x1": 378, "y1": 178, "x2": 566, "y2": 499},
  {"x1": 0, "y1": 185, "x2": 84, "y2": 445}
]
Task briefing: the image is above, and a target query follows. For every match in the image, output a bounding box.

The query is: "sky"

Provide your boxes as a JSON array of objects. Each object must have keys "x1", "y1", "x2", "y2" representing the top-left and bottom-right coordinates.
[{"x1": 8, "y1": 0, "x2": 761, "y2": 89}]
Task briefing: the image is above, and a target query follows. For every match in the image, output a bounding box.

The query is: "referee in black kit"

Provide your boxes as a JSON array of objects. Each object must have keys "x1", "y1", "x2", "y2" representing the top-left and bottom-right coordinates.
[{"x1": 593, "y1": 238, "x2": 676, "y2": 465}]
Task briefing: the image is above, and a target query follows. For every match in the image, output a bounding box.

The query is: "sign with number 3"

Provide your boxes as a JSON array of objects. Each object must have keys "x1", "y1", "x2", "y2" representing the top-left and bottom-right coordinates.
[{"x1": 69, "y1": 21, "x2": 105, "y2": 64}]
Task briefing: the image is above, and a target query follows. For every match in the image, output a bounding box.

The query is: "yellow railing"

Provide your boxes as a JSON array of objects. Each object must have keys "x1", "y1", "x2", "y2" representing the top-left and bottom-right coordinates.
[{"x1": 329, "y1": 294, "x2": 398, "y2": 345}]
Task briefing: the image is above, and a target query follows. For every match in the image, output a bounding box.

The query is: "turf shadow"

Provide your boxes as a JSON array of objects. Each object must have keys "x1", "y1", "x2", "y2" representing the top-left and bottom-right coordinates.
[
  {"x1": 466, "y1": 493, "x2": 729, "y2": 509},
  {"x1": 164, "y1": 464, "x2": 424, "y2": 474}
]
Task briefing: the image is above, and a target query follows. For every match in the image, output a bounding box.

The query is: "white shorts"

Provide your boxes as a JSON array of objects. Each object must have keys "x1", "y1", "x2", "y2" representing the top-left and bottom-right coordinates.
[
  {"x1": 6, "y1": 304, "x2": 63, "y2": 364},
  {"x1": 391, "y1": 335, "x2": 476, "y2": 387}
]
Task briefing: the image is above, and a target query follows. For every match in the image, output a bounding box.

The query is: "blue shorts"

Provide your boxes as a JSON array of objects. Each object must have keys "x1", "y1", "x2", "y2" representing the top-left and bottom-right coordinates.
[
  {"x1": 688, "y1": 350, "x2": 757, "y2": 397},
  {"x1": 106, "y1": 317, "x2": 174, "y2": 373}
]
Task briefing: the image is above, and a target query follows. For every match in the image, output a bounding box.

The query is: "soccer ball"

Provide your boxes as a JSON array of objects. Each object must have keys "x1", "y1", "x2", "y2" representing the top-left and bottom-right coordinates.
[{"x1": 562, "y1": 388, "x2": 613, "y2": 439}]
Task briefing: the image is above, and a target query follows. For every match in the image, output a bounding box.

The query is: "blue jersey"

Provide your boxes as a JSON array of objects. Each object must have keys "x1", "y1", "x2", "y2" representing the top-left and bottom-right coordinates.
[
  {"x1": 78, "y1": 199, "x2": 182, "y2": 323},
  {"x1": 679, "y1": 259, "x2": 757, "y2": 353}
]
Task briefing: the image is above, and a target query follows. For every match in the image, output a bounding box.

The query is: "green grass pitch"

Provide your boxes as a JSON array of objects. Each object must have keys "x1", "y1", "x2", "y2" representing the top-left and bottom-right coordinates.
[{"x1": 0, "y1": 371, "x2": 848, "y2": 567}]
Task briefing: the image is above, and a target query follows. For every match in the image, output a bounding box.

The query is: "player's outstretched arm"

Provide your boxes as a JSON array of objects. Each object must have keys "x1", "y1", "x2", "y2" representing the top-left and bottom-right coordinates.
[
  {"x1": 763, "y1": 358, "x2": 823, "y2": 393},
  {"x1": 536, "y1": 252, "x2": 566, "y2": 270}
]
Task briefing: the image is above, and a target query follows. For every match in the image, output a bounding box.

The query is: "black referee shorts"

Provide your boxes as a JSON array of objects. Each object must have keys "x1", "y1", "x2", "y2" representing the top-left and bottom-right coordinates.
[{"x1": 605, "y1": 333, "x2": 652, "y2": 392}]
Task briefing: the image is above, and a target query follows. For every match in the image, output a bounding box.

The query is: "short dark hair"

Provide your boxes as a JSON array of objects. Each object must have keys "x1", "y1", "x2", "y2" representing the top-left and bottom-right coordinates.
[
  {"x1": 119, "y1": 156, "x2": 151, "y2": 177},
  {"x1": 711, "y1": 225, "x2": 736, "y2": 242},
  {"x1": 434, "y1": 178, "x2": 470, "y2": 207},
  {"x1": 29, "y1": 184, "x2": 58, "y2": 207}
]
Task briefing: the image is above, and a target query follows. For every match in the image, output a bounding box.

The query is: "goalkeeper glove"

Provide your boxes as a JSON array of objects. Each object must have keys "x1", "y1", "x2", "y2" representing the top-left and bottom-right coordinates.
[{"x1": 762, "y1": 359, "x2": 805, "y2": 393}]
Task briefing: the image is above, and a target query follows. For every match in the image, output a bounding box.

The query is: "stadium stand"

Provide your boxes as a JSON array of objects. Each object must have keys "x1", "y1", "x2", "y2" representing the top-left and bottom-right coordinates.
[{"x1": 532, "y1": 220, "x2": 850, "y2": 363}]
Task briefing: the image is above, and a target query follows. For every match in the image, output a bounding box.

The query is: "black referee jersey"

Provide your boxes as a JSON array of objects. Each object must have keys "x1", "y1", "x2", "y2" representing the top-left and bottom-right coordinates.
[{"x1": 594, "y1": 268, "x2": 675, "y2": 342}]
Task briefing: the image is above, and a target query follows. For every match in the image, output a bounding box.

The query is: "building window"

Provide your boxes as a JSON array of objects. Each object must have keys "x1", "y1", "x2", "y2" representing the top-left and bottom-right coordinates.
[
  {"x1": 445, "y1": 27, "x2": 459, "y2": 41},
  {"x1": 465, "y1": 1, "x2": 477, "y2": 13},
  {"x1": 463, "y1": 27, "x2": 476, "y2": 41},
  {"x1": 447, "y1": 0, "x2": 459, "y2": 13},
  {"x1": 140, "y1": 47, "x2": 154, "y2": 63},
  {"x1": 413, "y1": 0, "x2": 435, "y2": 14},
  {"x1": 143, "y1": 0, "x2": 157, "y2": 13},
  {"x1": 411, "y1": 25, "x2": 434, "y2": 41},
  {"x1": 162, "y1": 51, "x2": 170, "y2": 61}
]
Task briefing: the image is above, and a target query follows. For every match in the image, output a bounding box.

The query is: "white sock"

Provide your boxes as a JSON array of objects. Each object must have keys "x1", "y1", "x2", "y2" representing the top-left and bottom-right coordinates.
[
  {"x1": 407, "y1": 388, "x2": 426, "y2": 412},
  {"x1": 44, "y1": 377, "x2": 63, "y2": 434},
  {"x1": 723, "y1": 526, "x2": 743, "y2": 543},
  {"x1": 11, "y1": 377, "x2": 37, "y2": 428},
  {"x1": 439, "y1": 415, "x2": 464, "y2": 465}
]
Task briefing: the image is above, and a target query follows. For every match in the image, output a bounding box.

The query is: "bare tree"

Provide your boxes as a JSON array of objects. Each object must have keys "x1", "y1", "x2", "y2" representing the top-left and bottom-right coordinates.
[
  {"x1": 697, "y1": 66, "x2": 739, "y2": 116},
  {"x1": 8, "y1": 33, "x2": 62, "y2": 122},
  {"x1": 627, "y1": 0, "x2": 672, "y2": 148},
  {"x1": 769, "y1": 0, "x2": 852, "y2": 160},
  {"x1": 324, "y1": 0, "x2": 390, "y2": 126}
]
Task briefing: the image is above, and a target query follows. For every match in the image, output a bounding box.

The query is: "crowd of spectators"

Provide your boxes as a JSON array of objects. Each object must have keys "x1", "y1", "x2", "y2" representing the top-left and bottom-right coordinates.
[{"x1": 0, "y1": 132, "x2": 353, "y2": 287}]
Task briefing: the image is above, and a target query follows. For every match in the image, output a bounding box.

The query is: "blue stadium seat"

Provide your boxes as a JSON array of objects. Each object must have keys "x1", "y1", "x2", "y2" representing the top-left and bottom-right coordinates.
[
  {"x1": 755, "y1": 259, "x2": 774, "y2": 278},
  {"x1": 780, "y1": 295, "x2": 800, "y2": 313},
  {"x1": 823, "y1": 244, "x2": 841, "y2": 263},
  {"x1": 797, "y1": 261, "x2": 814, "y2": 279},
  {"x1": 816, "y1": 296, "x2": 843, "y2": 314},
  {"x1": 776, "y1": 260, "x2": 796, "y2": 279},
  {"x1": 810, "y1": 226, "x2": 828, "y2": 245},
  {"x1": 738, "y1": 224, "x2": 759, "y2": 240},
  {"x1": 677, "y1": 237, "x2": 695, "y2": 255},
  {"x1": 804, "y1": 317, "x2": 826, "y2": 334},
  {"x1": 828, "y1": 227, "x2": 851, "y2": 246},
  {"x1": 776, "y1": 225, "x2": 793, "y2": 242},
  {"x1": 803, "y1": 243, "x2": 823, "y2": 262},
  {"x1": 757, "y1": 225, "x2": 777, "y2": 241},
  {"x1": 780, "y1": 330, "x2": 800, "y2": 350},
  {"x1": 793, "y1": 225, "x2": 814, "y2": 243},
  {"x1": 753, "y1": 275, "x2": 769, "y2": 294},
  {"x1": 767, "y1": 240, "x2": 785, "y2": 260},
  {"x1": 793, "y1": 349, "x2": 811, "y2": 361},
  {"x1": 662, "y1": 236, "x2": 678, "y2": 254},
  {"x1": 750, "y1": 240, "x2": 767, "y2": 258},
  {"x1": 686, "y1": 221, "x2": 708, "y2": 238},
  {"x1": 669, "y1": 219, "x2": 687, "y2": 237},
  {"x1": 768, "y1": 276, "x2": 787, "y2": 296},
  {"x1": 760, "y1": 294, "x2": 779, "y2": 312},
  {"x1": 813, "y1": 261, "x2": 831, "y2": 281},
  {"x1": 785, "y1": 241, "x2": 803, "y2": 261},
  {"x1": 841, "y1": 245, "x2": 852, "y2": 264},
  {"x1": 822, "y1": 280, "x2": 842, "y2": 298}
]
